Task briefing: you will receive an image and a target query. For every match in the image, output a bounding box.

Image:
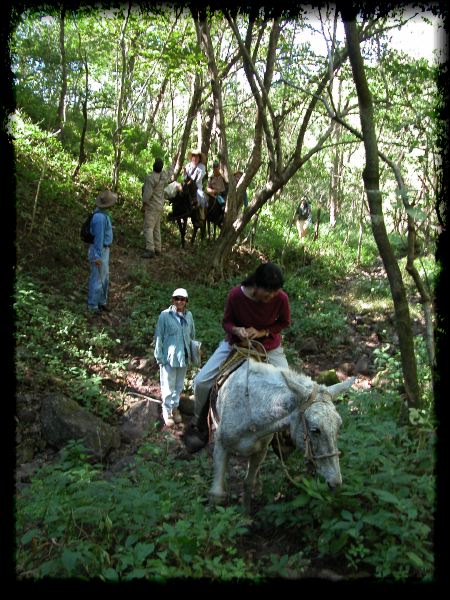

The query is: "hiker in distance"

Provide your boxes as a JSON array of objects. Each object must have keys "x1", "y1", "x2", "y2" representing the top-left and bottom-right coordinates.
[
  {"x1": 141, "y1": 157, "x2": 174, "y2": 259},
  {"x1": 87, "y1": 189, "x2": 117, "y2": 314},
  {"x1": 295, "y1": 198, "x2": 312, "y2": 239}
]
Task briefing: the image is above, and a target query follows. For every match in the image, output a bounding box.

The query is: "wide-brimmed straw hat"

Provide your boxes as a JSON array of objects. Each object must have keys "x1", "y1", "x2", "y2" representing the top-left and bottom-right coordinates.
[
  {"x1": 96, "y1": 190, "x2": 118, "y2": 208},
  {"x1": 188, "y1": 148, "x2": 206, "y2": 164}
]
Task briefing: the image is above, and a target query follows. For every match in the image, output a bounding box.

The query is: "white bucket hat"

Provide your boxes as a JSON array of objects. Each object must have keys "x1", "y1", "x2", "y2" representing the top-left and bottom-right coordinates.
[{"x1": 172, "y1": 288, "x2": 188, "y2": 299}]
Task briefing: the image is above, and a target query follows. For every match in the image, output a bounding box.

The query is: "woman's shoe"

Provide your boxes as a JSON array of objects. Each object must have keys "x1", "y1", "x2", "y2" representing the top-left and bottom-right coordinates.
[{"x1": 162, "y1": 408, "x2": 175, "y2": 427}]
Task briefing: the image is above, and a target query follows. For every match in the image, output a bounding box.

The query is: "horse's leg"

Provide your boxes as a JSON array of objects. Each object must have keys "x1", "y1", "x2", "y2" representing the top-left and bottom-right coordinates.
[
  {"x1": 242, "y1": 438, "x2": 271, "y2": 512},
  {"x1": 209, "y1": 439, "x2": 229, "y2": 504},
  {"x1": 200, "y1": 212, "x2": 206, "y2": 240},
  {"x1": 191, "y1": 223, "x2": 198, "y2": 244},
  {"x1": 177, "y1": 218, "x2": 185, "y2": 248}
]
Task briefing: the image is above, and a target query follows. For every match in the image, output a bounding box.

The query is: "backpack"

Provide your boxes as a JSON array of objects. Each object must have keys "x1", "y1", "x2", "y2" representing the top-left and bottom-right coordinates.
[{"x1": 80, "y1": 212, "x2": 95, "y2": 243}]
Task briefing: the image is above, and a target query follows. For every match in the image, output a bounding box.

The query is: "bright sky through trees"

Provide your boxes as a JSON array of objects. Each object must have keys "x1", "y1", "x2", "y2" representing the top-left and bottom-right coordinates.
[{"x1": 304, "y1": 10, "x2": 444, "y2": 63}]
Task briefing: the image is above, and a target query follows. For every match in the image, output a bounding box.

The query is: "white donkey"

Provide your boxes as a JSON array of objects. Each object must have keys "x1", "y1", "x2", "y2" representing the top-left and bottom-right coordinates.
[{"x1": 209, "y1": 360, "x2": 355, "y2": 511}]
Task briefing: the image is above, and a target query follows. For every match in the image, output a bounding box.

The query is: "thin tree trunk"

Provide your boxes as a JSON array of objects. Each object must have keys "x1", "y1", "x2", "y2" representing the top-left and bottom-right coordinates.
[
  {"x1": 144, "y1": 76, "x2": 169, "y2": 146},
  {"x1": 205, "y1": 13, "x2": 342, "y2": 277},
  {"x1": 173, "y1": 72, "x2": 202, "y2": 179},
  {"x1": 321, "y1": 82, "x2": 435, "y2": 378},
  {"x1": 54, "y1": 7, "x2": 67, "y2": 137},
  {"x1": 356, "y1": 189, "x2": 365, "y2": 266},
  {"x1": 29, "y1": 165, "x2": 46, "y2": 234},
  {"x1": 112, "y1": 3, "x2": 132, "y2": 192},
  {"x1": 313, "y1": 207, "x2": 321, "y2": 241},
  {"x1": 201, "y1": 104, "x2": 215, "y2": 165},
  {"x1": 343, "y1": 14, "x2": 421, "y2": 409},
  {"x1": 72, "y1": 36, "x2": 88, "y2": 180}
]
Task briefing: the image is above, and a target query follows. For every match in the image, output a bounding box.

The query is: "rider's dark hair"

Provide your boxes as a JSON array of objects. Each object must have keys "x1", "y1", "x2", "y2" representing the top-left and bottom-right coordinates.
[{"x1": 242, "y1": 262, "x2": 284, "y2": 291}]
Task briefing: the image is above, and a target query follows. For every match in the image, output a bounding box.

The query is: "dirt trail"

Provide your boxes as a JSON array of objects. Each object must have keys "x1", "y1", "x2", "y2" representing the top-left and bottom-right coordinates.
[{"x1": 105, "y1": 239, "x2": 385, "y2": 410}]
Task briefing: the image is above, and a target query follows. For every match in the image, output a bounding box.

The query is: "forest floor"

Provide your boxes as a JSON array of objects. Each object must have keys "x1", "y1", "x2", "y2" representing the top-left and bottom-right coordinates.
[{"x1": 16, "y1": 226, "x2": 421, "y2": 581}]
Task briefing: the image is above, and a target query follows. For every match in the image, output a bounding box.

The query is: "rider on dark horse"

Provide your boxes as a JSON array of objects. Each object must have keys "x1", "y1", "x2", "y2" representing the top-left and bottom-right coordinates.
[{"x1": 184, "y1": 148, "x2": 207, "y2": 219}]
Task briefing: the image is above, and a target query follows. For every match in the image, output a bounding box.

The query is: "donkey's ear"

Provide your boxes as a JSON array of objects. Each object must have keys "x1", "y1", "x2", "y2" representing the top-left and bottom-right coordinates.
[
  {"x1": 327, "y1": 376, "x2": 355, "y2": 400},
  {"x1": 281, "y1": 369, "x2": 314, "y2": 401}
]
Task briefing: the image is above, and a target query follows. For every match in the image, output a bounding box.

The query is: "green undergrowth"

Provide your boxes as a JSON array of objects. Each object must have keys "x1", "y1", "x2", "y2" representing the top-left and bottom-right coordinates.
[
  {"x1": 14, "y1": 109, "x2": 436, "y2": 582},
  {"x1": 16, "y1": 379, "x2": 435, "y2": 581},
  {"x1": 256, "y1": 385, "x2": 435, "y2": 581},
  {"x1": 16, "y1": 439, "x2": 256, "y2": 581}
]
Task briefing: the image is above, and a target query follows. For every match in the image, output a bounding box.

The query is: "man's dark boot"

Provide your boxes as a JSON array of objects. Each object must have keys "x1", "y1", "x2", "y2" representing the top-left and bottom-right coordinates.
[
  {"x1": 183, "y1": 401, "x2": 210, "y2": 453},
  {"x1": 183, "y1": 422, "x2": 208, "y2": 453}
]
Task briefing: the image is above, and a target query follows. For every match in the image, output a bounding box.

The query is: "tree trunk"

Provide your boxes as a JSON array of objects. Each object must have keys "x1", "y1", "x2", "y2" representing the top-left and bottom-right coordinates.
[
  {"x1": 204, "y1": 13, "x2": 342, "y2": 277},
  {"x1": 356, "y1": 189, "x2": 366, "y2": 266},
  {"x1": 201, "y1": 104, "x2": 215, "y2": 166},
  {"x1": 54, "y1": 7, "x2": 67, "y2": 137},
  {"x1": 72, "y1": 36, "x2": 88, "y2": 180},
  {"x1": 173, "y1": 72, "x2": 202, "y2": 179},
  {"x1": 195, "y1": 16, "x2": 231, "y2": 182},
  {"x1": 112, "y1": 4, "x2": 132, "y2": 192},
  {"x1": 144, "y1": 76, "x2": 168, "y2": 147},
  {"x1": 314, "y1": 206, "x2": 321, "y2": 241},
  {"x1": 343, "y1": 15, "x2": 421, "y2": 409}
]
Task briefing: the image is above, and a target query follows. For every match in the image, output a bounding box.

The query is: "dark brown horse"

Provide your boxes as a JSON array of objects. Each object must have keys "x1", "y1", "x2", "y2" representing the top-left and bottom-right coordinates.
[
  {"x1": 206, "y1": 193, "x2": 226, "y2": 240},
  {"x1": 168, "y1": 178, "x2": 206, "y2": 248}
]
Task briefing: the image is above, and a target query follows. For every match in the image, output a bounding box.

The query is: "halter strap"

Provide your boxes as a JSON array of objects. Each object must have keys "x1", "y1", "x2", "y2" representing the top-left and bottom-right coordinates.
[{"x1": 300, "y1": 383, "x2": 341, "y2": 463}]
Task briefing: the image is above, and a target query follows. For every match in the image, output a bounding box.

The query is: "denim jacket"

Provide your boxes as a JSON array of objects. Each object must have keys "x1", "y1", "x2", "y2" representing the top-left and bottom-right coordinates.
[
  {"x1": 90, "y1": 208, "x2": 113, "y2": 261},
  {"x1": 154, "y1": 305, "x2": 196, "y2": 367}
]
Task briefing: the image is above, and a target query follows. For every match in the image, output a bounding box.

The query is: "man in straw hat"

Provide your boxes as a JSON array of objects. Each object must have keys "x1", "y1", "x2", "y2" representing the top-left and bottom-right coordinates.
[
  {"x1": 87, "y1": 189, "x2": 117, "y2": 314},
  {"x1": 184, "y1": 148, "x2": 207, "y2": 218}
]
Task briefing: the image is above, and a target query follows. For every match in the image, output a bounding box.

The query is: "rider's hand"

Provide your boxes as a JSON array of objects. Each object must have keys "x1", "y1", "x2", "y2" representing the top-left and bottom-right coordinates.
[
  {"x1": 234, "y1": 327, "x2": 248, "y2": 340},
  {"x1": 245, "y1": 327, "x2": 267, "y2": 340}
]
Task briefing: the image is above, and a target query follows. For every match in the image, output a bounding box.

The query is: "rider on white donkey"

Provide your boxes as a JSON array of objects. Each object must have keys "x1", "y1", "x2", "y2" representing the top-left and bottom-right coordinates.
[{"x1": 184, "y1": 262, "x2": 291, "y2": 453}]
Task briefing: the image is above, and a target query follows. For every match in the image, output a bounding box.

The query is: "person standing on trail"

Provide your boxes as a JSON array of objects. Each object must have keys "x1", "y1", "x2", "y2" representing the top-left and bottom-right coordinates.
[
  {"x1": 154, "y1": 288, "x2": 196, "y2": 427},
  {"x1": 295, "y1": 198, "x2": 312, "y2": 239},
  {"x1": 183, "y1": 262, "x2": 291, "y2": 453},
  {"x1": 141, "y1": 157, "x2": 174, "y2": 259},
  {"x1": 87, "y1": 189, "x2": 117, "y2": 314}
]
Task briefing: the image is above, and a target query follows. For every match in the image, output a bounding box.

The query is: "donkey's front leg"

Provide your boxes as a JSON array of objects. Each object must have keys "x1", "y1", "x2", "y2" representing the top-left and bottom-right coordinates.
[
  {"x1": 242, "y1": 438, "x2": 271, "y2": 512},
  {"x1": 209, "y1": 439, "x2": 229, "y2": 505}
]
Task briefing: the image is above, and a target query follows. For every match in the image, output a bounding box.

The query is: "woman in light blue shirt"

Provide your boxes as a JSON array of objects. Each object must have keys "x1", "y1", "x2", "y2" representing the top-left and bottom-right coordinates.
[{"x1": 154, "y1": 288, "x2": 196, "y2": 427}]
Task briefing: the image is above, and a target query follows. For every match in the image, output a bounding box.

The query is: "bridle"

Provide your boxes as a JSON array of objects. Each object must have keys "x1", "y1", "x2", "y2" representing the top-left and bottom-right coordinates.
[{"x1": 299, "y1": 383, "x2": 341, "y2": 464}]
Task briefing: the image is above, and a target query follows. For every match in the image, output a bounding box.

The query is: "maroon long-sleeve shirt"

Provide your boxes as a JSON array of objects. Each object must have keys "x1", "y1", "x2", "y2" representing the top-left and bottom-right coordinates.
[{"x1": 222, "y1": 285, "x2": 291, "y2": 351}]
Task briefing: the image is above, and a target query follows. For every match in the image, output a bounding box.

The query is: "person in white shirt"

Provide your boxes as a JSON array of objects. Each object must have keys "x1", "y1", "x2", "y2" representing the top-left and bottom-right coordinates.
[{"x1": 184, "y1": 148, "x2": 207, "y2": 219}]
